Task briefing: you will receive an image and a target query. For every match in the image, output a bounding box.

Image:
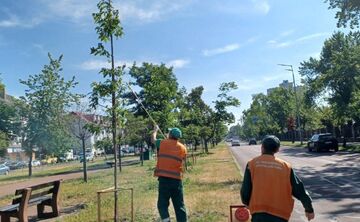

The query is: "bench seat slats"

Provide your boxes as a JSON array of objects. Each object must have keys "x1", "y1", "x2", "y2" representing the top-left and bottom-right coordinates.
[{"x1": 1, "y1": 196, "x2": 52, "y2": 213}]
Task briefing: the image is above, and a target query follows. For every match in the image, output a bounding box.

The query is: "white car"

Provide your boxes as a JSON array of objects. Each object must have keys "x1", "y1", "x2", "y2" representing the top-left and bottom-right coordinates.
[
  {"x1": 32, "y1": 160, "x2": 41, "y2": 166},
  {"x1": 231, "y1": 140, "x2": 241, "y2": 146},
  {"x1": 0, "y1": 164, "x2": 10, "y2": 175}
]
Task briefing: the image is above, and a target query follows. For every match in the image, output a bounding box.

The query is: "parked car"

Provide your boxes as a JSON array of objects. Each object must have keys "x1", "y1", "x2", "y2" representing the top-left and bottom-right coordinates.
[
  {"x1": 231, "y1": 139, "x2": 241, "y2": 146},
  {"x1": 80, "y1": 152, "x2": 95, "y2": 162},
  {"x1": 225, "y1": 138, "x2": 233, "y2": 142},
  {"x1": 0, "y1": 164, "x2": 10, "y2": 175},
  {"x1": 249, "y1": 138, "x2": 257, "y2": 145},
  {"x1": 41, "y1": 157, "x2": 58, "y2": 165},
  {"x1": 32, "y1": 160, "x2": 41, "y2": 167},
  {"x1": 7, "y1": 161, "x2": 27, "y2": 170},
  {"x1": 307, "y1": 133, "x2": 338, "y2": 152}
]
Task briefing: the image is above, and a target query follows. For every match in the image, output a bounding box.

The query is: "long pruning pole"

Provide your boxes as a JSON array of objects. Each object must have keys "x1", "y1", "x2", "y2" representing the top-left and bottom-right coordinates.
[
  {"x1": 108, "y1": 0, "x2": 119, "y2": 221},
  {"x1": 125, "y1": 82, "x2": 166, "y2": 138}
]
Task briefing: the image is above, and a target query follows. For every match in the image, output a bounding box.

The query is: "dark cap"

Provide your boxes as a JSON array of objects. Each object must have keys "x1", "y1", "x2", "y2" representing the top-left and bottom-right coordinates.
[{"x1": 262, "y1": 135, "x2": 280, "y2": 152}]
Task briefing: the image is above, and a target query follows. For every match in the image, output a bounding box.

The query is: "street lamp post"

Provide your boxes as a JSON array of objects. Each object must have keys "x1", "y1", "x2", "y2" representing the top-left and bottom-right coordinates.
[{"x1": 278, "y1": 64, "x2": 303, "y2": 145}]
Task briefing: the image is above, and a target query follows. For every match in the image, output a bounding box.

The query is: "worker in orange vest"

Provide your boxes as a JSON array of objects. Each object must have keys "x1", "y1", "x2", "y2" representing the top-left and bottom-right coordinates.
[
  {"x1": 151, "y1": 126, "x2": 187, "y2": 222},
  {"x1": 240, "y1": 135, "x2": 315, "y2": 222}
]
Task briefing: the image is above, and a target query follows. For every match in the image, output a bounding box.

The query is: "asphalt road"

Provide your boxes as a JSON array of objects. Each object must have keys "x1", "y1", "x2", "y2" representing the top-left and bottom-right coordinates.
[{"x1": 230, "y1": 142, "x2": 360, "y2": 222}]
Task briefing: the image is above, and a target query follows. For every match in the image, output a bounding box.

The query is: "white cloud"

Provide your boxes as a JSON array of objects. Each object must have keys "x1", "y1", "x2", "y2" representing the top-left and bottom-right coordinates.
[
  {"x1": 33, "y1": 44, "x2": 48, "y2": 55},
  {"x1": 203, "y1": 43, "x2": 240, "y2": 57},
  {"x1": 166, "y1": 59, "x2": 190, "y2": 69},
  {"x1": 115, "y1": 1, "x2": 193, "y2": 23},
  {"x1": 37, "y1": 0, "x2": 193, "y2": 24},
  {"x1": 268, "y1": 32, "x2": 330, "y2": 48},
  {"x1": 80, "y1": 58, "x2": 189, "y2": 70},
  {"x1": 79, "y1": 60, "x2": 134, "y2": 70},
  {"x1": 0, "y1": 13, "x2": 41, "y2": 28},
  {"x1": 267, "y1": 40, "x2": 291, "y2": 48},
  {"x1": 41, "y1": 0, "x2": 94, "y2": 20},
  {"x1": 280, "y1": 29, "x2": 295, "y2": 37},
  {"x1": 296, "y1": 33, "x2": 329, "y2": 42},
  {"x1": 216, "y1": 0, "x2": 270, "y2": 16},
  {"x1": 252, "y1": 0, "x2": 270, "y2": 15}
]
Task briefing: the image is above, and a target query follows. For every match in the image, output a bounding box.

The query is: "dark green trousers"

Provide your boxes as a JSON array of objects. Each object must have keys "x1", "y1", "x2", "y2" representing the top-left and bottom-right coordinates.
[
  {"x1": 252, "y1": 213, "x2": 288, "y2": 222},
  {"x1": 158, "y1": 177, "x2": 187, "y2": 222}
]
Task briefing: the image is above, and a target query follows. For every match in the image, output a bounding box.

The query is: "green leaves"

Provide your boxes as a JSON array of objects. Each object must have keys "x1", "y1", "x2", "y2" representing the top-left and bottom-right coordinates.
[
  {"x1": 19, "y1": 54, "x2": 80, "y2": 157},
  {"x1": 92, "y1": 0, "x2": 123, "y2": 42},
  {"x1": 326, "y1": 0, "x2": 360, "y2": 28},
  {"x1": 300, "y1": 31, "x2": 360, "y2": 123},
  {"x1": 127, "y1": 63, "x2": 179, "y2": 130}
]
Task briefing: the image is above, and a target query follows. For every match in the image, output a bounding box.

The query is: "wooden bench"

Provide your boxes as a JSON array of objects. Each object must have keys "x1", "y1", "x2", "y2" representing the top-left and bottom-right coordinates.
[{"x1": 0, "y1": 180, "x2": 61, "y2": 222}]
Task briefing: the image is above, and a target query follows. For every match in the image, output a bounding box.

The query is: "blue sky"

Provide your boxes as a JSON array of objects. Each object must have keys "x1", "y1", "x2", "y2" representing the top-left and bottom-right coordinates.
[{"x1": 0, "y1": 0, "x2": 343, "y2": 123}]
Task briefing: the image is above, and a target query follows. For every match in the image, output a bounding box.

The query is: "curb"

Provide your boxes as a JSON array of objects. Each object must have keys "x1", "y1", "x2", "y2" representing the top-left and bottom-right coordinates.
[{"x1": 227, "y1": 144, "x2": 244, "y2": 176}]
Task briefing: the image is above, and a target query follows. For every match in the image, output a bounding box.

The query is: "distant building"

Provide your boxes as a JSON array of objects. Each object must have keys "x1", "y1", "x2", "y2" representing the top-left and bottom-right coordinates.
[
  {"x1": 267, "y1": 80, "x2": 295, "y2": 95},
  {"x1": 69, "y1": 112, "x2": 110, "y2": 156}
]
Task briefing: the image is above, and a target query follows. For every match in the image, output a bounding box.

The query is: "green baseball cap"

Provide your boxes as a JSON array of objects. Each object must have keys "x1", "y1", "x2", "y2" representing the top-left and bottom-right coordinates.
[
  {"x1": 169, "y1": 128, "x2": 182, "y2": 139},
  {"x1": 262, "y1": 135, "x2": 280, "y2": 151}
]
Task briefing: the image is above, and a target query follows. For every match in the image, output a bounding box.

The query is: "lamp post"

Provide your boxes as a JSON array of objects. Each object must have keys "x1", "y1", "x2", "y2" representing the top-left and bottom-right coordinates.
[{"x1": 278, "y1": 64, "x2": 303, "y2": 145}]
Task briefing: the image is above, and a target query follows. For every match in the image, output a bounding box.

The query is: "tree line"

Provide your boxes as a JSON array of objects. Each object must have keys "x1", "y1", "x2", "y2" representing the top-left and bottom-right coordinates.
[{"x1": 232, "y1": 1, "x2": 360, "y2": 146}]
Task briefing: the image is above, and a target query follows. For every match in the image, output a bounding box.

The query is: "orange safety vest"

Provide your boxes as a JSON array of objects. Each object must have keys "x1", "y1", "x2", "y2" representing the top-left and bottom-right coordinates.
[
  {"x1": 248, "y1": 155, "x2": 294, "y2": 220},
  {"x1": 154, "y1": 139, "x2": 187, "y2": 180}
]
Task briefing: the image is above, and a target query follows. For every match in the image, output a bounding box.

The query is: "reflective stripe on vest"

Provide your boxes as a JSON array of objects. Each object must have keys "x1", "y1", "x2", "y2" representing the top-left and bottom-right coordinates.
[
  {"x1": 158, "y1": 154, "x2": 182, "y2": 162},
  {"x1": 154, "y1": 169, "x2": 181, "y2": 177}
]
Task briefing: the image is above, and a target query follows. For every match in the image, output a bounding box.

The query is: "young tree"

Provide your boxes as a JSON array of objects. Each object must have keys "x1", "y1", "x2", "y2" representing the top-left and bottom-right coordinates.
[
  {"x1": 212, "y1": 82, "x2": 240, "y2": 145},
  {"x1": 89, "y1": 0, "x2": 124, "y2": 220},
  {"x1": 19, "y1": 54, "x2": 79, "y2": 176},
  {"x1": 69, "y1": 109, "x2": 93, "y2": 183}
]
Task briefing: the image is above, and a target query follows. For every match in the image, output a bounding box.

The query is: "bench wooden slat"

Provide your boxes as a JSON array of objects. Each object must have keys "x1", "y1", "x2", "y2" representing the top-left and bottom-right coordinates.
[
  {"x1": 30, "y1": 189, "x2": 54, "y2": 199},
  {"x1": 15, "y1": 181, "x2": 58, "y2": 195},
  {"x1": 13, "y1": 188, "x2": 54, "y2": 205},
  {"x1": 0, "y1": 204, "x2": 19, "y2": 213}
]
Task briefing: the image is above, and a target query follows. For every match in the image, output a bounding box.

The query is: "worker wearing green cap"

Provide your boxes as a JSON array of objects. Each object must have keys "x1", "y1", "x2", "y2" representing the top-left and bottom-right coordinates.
[
  {"x1": 151, "y1": 126, "x2": 188, "y2": 222},
  {"x1": 241, "y1": 135, "x2": 315, "y2": 222}
]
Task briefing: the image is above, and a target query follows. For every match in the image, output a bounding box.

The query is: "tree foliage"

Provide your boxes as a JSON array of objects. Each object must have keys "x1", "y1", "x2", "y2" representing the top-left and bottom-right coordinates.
[
  {"x1": 19, "y1": 54, "x2": 79, "y2": 176},
  {"x1": 127, "y1": 63, "x2": 179, "y2": 130},
  {"x1": 326, "y1": 0, "x2": 360, "y2": 28}
]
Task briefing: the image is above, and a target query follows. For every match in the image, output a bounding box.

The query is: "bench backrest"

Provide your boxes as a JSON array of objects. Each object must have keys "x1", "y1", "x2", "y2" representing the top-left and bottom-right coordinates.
[{"x1": 12, "y1": 180, "x2": 61, "y2": 205}]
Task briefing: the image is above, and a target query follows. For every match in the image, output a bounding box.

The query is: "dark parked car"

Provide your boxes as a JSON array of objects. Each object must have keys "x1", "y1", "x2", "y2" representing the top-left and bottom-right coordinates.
[
  {"x1": 249, "y1": 138, "x2": 257, "y2": 145},
  {"x1": 307, "y1": 133, "x2": 338, "y2": 152}
]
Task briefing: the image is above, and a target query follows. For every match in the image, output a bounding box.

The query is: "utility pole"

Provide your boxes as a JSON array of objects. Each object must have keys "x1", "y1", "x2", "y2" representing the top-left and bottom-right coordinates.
[{"x1": 278, "y1": 64, "x2": 303, "y2": 145}]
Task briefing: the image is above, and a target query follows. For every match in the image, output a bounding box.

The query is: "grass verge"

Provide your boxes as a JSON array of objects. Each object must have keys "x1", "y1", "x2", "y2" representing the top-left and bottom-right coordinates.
[
  {"x1": 281, "y1": 141, "x2": 307, "y2": 148},
  {"x1": 1, "y1": 143, "x2": 241, "y2": 222}
]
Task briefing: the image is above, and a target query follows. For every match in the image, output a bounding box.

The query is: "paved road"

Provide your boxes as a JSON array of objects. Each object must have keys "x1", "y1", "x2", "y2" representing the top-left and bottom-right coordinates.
[{"x1": 230, "y1": 143, "x2": 360, "y2": 222}]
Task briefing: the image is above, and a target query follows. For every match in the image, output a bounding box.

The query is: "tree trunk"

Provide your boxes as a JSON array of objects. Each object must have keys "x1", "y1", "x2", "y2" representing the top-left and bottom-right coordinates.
[
  {"x1": 140, "y1": 144, "x2": 144, "y2": 166},
  {"x1": 343, "y1": 137, "x2": 347, "y2": 147},
  {"x1": 82, "y1": 138, "x2": 87, "y2": 183},
  {"x1": 118, "y1": 144, "x2": 122, "y2": 172},
  {"x1": 204, "y1": 139, "x2": 209, "y2": 153},
  {"x1": 292, "y1": 130, "x2": 295, "y2": 143},
  {"x1": 28, "y1": 150, "x2": 33, "y2": 177}
]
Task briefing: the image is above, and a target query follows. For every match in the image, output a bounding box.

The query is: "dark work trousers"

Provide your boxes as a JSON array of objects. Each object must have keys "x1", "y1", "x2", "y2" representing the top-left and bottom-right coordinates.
[{"x1": 158, "y1": 177, "x2": 187, "y2": 222}]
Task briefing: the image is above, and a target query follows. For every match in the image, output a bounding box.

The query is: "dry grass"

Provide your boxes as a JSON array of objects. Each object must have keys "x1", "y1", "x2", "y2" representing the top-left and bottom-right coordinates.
[{"x1": 0, "y1": 144, "x2": 242, "y2": 222}]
